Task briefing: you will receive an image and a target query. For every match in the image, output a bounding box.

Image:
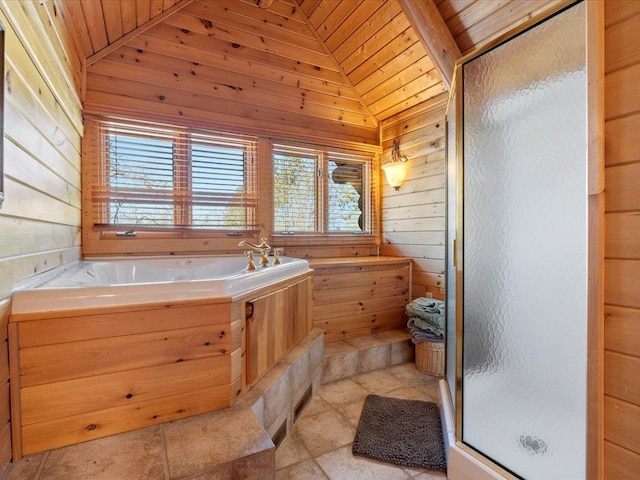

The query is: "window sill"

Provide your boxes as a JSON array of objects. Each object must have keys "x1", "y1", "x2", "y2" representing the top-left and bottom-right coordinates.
[{"x1": 270, "y1": 233, "x2": 378, "y2": 247}]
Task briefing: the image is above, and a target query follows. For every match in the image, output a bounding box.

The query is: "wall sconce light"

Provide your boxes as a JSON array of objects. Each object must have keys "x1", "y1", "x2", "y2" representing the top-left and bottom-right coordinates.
[{"x1": 381, "y1": 140, "x2": 409, "y2": 190}]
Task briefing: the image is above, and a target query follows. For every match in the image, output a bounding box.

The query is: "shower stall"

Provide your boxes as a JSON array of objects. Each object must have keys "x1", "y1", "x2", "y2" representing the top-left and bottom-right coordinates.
[{"x1": 442, "y1": 1, "x2": 603, "y2": 479}]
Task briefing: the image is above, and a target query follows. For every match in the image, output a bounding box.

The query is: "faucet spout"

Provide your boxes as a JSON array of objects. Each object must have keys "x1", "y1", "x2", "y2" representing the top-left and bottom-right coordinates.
[
  {"x1": 238, "y1": 238, "x2": 270, "y2": 251},
  {"x1": 238, "y1": 238, "x2": 271, "y2": 266}
]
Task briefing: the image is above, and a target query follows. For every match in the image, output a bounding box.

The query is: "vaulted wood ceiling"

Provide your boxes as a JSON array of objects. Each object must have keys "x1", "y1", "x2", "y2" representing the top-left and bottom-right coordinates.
[{"x1": 55, "y1": 0, "x2": 558, "y2": 145}]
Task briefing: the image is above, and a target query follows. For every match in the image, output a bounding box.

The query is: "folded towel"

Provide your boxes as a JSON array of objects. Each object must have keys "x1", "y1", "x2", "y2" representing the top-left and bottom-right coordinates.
[
  {"x1": 406, "y1": 298, "x2": 445, "y2": 321},
  {"x1": 409, "y1": 326, "x2": 444, "y2": 343},
  {"x1": 407, "y1": 317, "x2": 444, "y2": 337}
]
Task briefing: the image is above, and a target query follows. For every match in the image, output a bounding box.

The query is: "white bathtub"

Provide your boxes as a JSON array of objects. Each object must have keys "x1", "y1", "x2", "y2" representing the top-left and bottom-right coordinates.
[{"x1": 11, "y1": 255, "x2": 311, "y2": 314}]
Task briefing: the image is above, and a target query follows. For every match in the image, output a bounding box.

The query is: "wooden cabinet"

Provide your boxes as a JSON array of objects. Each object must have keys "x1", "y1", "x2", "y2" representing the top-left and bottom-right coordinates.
[
  {"x1": 246, "y1": 276, "x2": 312, "y2": 386},
  {"x1": 309, "y1": 257, "x2": 411, "y2": 342}
]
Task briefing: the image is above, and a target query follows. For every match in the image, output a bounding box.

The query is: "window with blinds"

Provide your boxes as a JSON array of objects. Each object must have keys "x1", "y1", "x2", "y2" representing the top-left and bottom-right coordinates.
[
  {"x1": 272, "y1": 143, "x2": 373, "y2": 235},
  {"x1": 91, "y1": 120, "x2": 258, "y2": 231}
]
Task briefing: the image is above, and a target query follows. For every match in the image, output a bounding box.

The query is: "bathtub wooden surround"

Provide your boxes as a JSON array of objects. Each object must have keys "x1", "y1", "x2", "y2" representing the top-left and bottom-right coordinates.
[
  {"x1": 8, "y1": 271, "x2": 312, "y2": 459},
  {"x1": 246, "y1": 276, "x2": 313, "y2": 387},
  {"x1": 309, "y1": 257, "x2": 411, "y2": 343},
  {"x1": 9, "y1": 299, "x2": 235, "y2": 458}
]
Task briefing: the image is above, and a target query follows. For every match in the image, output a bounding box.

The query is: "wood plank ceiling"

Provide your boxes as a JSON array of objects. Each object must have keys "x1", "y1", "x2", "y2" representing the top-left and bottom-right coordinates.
[
  {"x1": 56, "y1": 0, "x2": 450, "y2": 144},
  {"x1": 55, "y1": 0, "x2": 558, "y2": 143}
]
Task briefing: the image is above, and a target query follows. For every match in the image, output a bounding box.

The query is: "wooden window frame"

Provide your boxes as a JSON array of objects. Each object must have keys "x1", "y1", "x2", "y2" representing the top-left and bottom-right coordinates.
[
  {"x1": 98, "y1": 121, "x2": 256, "y2": 231},
  {"x1": 270, "y1": 141, "x2": 377, "y2": 245},
  {"x1": 82, "y1": 118, "x2": 261, "y2": 256},
  {"x1": 81, "y1": 119, "x2": 380, "y2": 256}
]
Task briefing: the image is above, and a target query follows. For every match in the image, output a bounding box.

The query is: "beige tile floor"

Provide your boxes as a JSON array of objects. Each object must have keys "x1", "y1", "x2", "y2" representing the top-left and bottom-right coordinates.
[
  {"x1": 276, "y1": 363, "x2": 448, "y2": 480},
  {"x1": 1, "y1": 362, "x2": 446, "y2": 480}
]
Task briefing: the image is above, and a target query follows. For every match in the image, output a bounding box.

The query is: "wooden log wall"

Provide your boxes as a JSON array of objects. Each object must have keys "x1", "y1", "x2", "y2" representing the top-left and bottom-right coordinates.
[
  {"x1": 603, "y1": 2, "x2": 640, "y2": 478},
  {"x1": 0, "y1": 0, "x2": 83, "y2": 472},
  {"x1": 379, "y1": 95, "x2": 447, "y2": 301}
]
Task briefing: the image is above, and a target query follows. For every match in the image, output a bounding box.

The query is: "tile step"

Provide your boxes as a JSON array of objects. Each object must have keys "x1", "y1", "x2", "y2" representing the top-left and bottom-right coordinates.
[{"x1": 323, "y1": 329, "x2": 415, "y2": 384}]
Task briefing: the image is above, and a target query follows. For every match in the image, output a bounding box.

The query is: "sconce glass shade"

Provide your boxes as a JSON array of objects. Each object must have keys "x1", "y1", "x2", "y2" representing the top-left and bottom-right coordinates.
[{"x1": 381, "y1": 161, "x2": 407, "y2": 190}]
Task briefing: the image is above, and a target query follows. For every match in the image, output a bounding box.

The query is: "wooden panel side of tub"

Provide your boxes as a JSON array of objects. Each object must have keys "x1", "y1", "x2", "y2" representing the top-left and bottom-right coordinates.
[
  {"x1": 14, "y1": 301, "x2": 233, "y2": 347},
  {"x1": 9, "y1": 300, "x2": 234, "y2": 458},
  {"x1": 246, "y1": 276, "x2": 313, "y2": 387},
  {"x1": 309, "y1": 257, "x2": 411, "y2": 343},
  {"x1": 20, "y1": 355, "x2": 231, "y2": 425},
  {"x1": 21, "y1": 384, "x2": 230, "y2": 457},
  {"x1": 18, "y1": 324, "x2": 230, "y2": 387},
  {"x1": 230, "y1": 300, "x2": 245, "y2": 404}
]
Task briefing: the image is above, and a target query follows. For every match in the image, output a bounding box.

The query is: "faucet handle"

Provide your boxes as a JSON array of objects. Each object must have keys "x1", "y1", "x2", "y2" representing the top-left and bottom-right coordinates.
[
  {"x1": 244, "y1": 250, "x2": 257, "y2": 271},
  {"x1": 272, "y1": 248, "x2": 283, "y2": 265}
]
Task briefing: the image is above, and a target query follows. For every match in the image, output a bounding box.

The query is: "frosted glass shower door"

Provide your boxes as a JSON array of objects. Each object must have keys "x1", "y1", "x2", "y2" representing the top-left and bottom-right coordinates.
[{"x1": 461, "y1": 2, "x2": 587, "y2": 479}]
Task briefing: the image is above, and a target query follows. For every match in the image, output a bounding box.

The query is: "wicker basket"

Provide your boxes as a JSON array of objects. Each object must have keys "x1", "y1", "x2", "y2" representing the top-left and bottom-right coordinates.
[{"x1": 415, "y1": 340, "x2": 444, "y2": 376}]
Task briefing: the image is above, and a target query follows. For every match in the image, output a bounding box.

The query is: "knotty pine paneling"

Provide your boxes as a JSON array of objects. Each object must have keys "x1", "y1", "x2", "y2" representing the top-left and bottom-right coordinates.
[
  {"x1": 436, "y1": 0, "x2": 562, "y2": 55},
  {"x1": 0, "y1": 4, "x2": 82, "y2": 470},
  {"x1": 605, "y1": 441, "x2": 640, "y2": 480},
  {"x1": 0, "y1": 4, "x2": 83, "y2": 283},
  {"x1": 0, "y1": 300, "x2": 9, "y2": 471},
  {"x1": 85, "y1": 0, "x2": 380, "y2": 146},
  {"x1": 246, "y1": 276, "x2": 312, "y2": 385},
  {"x1": 380, "y1": 95, "x2": 447, "y2": 301},
  {"x1": 605, "y1": 305, "x2": 640, "y2": 358},
  {"x1": 604, "y1": 3, "x2": 640, "y2": 474},
  {"x1": 1, "y1": 2, "x2": 82, "y2": 133},
  {"x1": 10, "y1": 300, "x2": 234, "y2": 456},
  {"x1": 309, "y1": 257, "x2": 411, "y2": 343},
  {"x1": 54, "y1": 0, "x2": 181, "y2": 59},
  {"x1": 29, "y1": 0, "x2": 84, "y2": 96},
  {"x1": 299, "y1": 0, "x2": 446, "y2": 122}
]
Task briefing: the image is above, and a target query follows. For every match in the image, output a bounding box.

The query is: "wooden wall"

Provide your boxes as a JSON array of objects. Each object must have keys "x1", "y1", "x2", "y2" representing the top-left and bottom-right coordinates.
[
  {"x1": 82, "y1": 0, "x2": 380, "y2": 147},
  {"x1": 603, "y1": 2, "x2": 640, "y2": 478},
  {"x1": 379, "y1": 95, "x2": 447, "y2": 301},
  {"x1": 0, "y1": 300, "x2": 9, "y2": 468},
  {"x1": 309, "y1": 257, "x2": 411, "y2": 342},
  {"x1": 297, "y1": 0, "x2": 446, "y2": 122},
  {"x1": 436, "y1": 0, "x2": 562, "y2": 55},
  {"x1": 0, "y1": 0, "x2": 84, "y2": 471}
]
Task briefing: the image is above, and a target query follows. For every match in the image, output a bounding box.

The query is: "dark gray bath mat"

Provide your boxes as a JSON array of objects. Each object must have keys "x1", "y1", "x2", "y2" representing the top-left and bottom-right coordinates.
[{"x1": 352, "y1": 394, "x2": 446, "y2": 472}]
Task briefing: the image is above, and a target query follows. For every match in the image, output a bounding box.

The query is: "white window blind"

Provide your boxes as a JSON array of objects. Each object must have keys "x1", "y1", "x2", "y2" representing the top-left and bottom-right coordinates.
[
  {"x1": 90, "y1": 120, "x2": 258, "y2": 230},
  {"x1": 272, "y1": 143, "x2": 373, "y2": 235}
]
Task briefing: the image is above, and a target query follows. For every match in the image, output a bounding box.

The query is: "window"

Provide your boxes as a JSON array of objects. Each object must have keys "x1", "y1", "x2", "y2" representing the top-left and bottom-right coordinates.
[
  {"x1": 90, "y1": 120, "x2": 258, "y2": 231},
  {"x1": 272, "y1": 143, "x2": 373, "y2": 236}
]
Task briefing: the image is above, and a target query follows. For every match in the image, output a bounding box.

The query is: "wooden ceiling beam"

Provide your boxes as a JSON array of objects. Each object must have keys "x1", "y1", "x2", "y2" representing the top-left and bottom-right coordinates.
[
  {"x1": 87, "y1": 0, "x2": 194, "y2": 66},
  {"x1": 398, "y1": 0, "x2": 461, "y2": 90}
]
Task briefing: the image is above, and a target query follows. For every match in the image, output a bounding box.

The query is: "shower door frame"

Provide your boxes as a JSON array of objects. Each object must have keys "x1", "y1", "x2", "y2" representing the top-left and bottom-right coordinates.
[{"x1": 445, "y1": 1, "x2": 604, "y2": 478}]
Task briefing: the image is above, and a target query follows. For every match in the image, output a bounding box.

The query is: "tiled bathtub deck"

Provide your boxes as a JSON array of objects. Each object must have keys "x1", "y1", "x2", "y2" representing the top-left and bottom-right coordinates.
[{"x1": 2, "y1": 329, "x2": 445, "y2": 480}]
